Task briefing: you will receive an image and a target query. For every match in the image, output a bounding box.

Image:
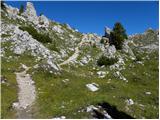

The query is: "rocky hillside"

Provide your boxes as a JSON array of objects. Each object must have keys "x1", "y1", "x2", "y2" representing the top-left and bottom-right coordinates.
[{"x1": 1, "y1": 2, "x2": 159, "y2": 119}]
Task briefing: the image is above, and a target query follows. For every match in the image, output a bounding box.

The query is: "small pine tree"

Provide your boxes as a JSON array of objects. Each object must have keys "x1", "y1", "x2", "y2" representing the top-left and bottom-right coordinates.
[
  {"x1": 40, "y1": 13, "x2": 43, "y2": 16},
  {"x1": 19, "y1": 5, "x2": 24, "y2": 15},
  {"x1": 1, "y1": 0, "x2": 6, "y2": 12},
  {"x1": 110, "y1": 22, "x2": 127, "y2": 50}
]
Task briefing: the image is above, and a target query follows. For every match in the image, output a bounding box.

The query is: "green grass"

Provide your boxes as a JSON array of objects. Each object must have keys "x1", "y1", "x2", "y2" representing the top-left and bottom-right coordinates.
[
  {"x1": 1, "y1": 34, "x2": 12, "y2": 38},
  {"x1": 19, "y1": 25, "x2": 52, "y2": 43},
  {"x1": 1, "y1": 45, "x2": 38, "y2": 118},
  {"x1": 30, "y1": 50, "x2": 158, "y2": 119}
]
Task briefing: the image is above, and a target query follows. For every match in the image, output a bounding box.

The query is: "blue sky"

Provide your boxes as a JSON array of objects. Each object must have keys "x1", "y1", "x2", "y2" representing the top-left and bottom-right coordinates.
[{"x1": 6, "y1": 1, "x2": 159, "y2": 35}]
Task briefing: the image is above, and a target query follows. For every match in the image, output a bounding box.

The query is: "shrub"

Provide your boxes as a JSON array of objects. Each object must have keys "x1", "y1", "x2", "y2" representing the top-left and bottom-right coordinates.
[
  {"x1": 19, "y1": 5, "x2": 24, "y2": 15},
  {"x1": 110, "y1": 22, "x2": 127, "y2": 50},
  {"x1": 19, "y1": 25, "x2": 52, "y2": 43},
  {"x1": 97, "y1": 55, "x2": 118, "y2": 66},
  {"x1": 1, "y1": 1, "x2": 7, "y2": 12},
  {"x1": 47, "y1": 41, "x2": 60, "y2": 53},
  {"x1": 100, "y1": 38, "x2": 104, "y2": 44}
]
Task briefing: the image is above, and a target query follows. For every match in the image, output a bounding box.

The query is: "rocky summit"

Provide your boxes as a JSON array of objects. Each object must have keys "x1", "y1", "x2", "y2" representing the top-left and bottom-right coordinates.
[{"x1": 1, "y1": 2, "x2": 159, "y2": 119}]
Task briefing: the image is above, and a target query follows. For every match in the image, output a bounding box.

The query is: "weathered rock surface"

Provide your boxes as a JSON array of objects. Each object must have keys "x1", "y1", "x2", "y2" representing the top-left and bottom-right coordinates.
[{"x1": 22, "y1": 2, "x2": 39, "y2": 25}]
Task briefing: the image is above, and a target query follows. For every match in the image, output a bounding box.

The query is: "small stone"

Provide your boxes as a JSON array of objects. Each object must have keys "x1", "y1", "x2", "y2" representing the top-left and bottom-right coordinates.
[
  {"x1": 61, "y1": 116, "x2": 66, "y2": 119},
  {"x1": 145, "y1": 91, "x2": 151, "y2": 95},
  {"x1": 126, "y1": 99, "x2": 134, "y2": 105},
  {"x1": 12, "y1": 102, "x2": 19, "y2": 109},
  {"x1": 86, "y1": 83, "x2": 99, "y2": 92}
]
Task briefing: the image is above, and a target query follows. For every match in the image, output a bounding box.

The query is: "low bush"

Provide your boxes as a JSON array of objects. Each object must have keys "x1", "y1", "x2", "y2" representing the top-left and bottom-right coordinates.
[
  {"x1": 19, "y1": 25, "x2": 52, "y2": 43},
  {"x1": 97, "y1": 55, "x2": 118, "y2": 66}
]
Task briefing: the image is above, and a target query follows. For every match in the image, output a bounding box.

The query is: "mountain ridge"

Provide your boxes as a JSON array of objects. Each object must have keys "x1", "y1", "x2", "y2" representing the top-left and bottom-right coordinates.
[{"x1": 1, "y1": 1, "x2": 159, "y2": 119}]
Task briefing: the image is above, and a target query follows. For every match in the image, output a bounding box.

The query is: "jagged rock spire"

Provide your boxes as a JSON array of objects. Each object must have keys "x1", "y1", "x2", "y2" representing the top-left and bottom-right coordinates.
[
  {"x1": 105, "y1": 26, "x2": 111, "y2": 37},
  {"x1": 23, "y1": 2, "x2": 39, "y2": 25}
]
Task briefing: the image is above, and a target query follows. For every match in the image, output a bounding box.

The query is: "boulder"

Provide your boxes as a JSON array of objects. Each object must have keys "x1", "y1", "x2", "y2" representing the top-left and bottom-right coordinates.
[
  {"x1": 125, "y1": 99, "x2": 134, "y2": 105},
  {"x1": 122, "y1": 42, "x2": 135, "y2": 57},
  {"x1": 38, "y1": 15, "x2": 50, "y2": 28},
  {"x1": 97, "y1": 71, "x2": 107, "y2": 78},
  {"x1": 86, "y1": 83, "x2": 99, "y2": 92},
  {"x1": 103, "y1": 45, "x2": 116, "y2": 58},
  {"x1": 52, "y1": 25, "x2": 64, "y2": 33}
]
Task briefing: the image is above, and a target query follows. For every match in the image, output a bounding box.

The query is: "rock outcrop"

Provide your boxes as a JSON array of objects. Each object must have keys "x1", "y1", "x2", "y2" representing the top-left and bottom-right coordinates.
[
  {"x1": 38, "y1": 14, "x2": 50, "y2": 28},
  {"x1": 22, "y1": 2, "x2": 39, "y2": 25}
]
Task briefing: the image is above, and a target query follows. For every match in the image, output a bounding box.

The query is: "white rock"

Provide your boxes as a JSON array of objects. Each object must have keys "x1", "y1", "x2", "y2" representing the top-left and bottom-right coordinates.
[
  {"x1": 38, "y1": 15, "x2": 49, "y2": 28},
  {"x1": 21, "y1": 64, "x2": 28, "y2": 69},
  {"x1": 126, "y1": 99, "x2": 134, "y2": 105},
  {"x1": 52, "y1": 25, "x2": 64, "y2": 33},
  {"x1": 80, "y1": 57, "x2": 88, "y2": 64},
  {"x1": 145, "y1": 92, "x2": 151, "y2": 95},
  {"x1": 103, "y1": 45, "x2": 116, "y2": 58},
  {"x1": 104, "y1": 112, "x2": 112, "y2": 119},
  {"x1": 86, "y1": 105, "x2": 97, "y2": 112},
  {"x1": 86, "y1": 83, "x2": 99, "y2": 92},
  {"x1": 12, "y1": 102, "x2": 19, "y2": 109},
  {"x1": 62, "y1": 79, "x2": 69, "y2": 83},
  {"x1": 33, "y1": 64, "x2": 39, "y2": 69},
  {"x1": 61, "y1": 116, "x2": 66, "y2": 119}
]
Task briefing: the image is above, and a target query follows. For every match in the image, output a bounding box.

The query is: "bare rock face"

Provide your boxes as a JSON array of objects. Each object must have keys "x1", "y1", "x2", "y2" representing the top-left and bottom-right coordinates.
[
  {"x1": 5, "y1": 4, "x2": 19, "y2": 19},
  {"x1": 104, "y1": 26, "x2": 111, "y2": 38},
  {"x1": 1, "y1": 23, "x2": 60, "y2": 72},
  {"x1": 38, "y1": 15, "x2": 50, "y2": 28},
  {"x1": 23, "y1": 2, "x2": 39, "y2": 25},
  {"x1": 122, "y1": 42, "x2": 135, "y2": 57},
  {"x1": 103, "y1": 45, "x2": 116, "y2": 58}
]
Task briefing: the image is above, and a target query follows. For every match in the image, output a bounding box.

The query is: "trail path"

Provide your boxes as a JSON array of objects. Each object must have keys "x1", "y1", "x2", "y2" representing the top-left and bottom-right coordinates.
[
  {"x1": 59, "y1": 40, "x2": 83, "y2": 66},
  {"x1": 14, "y1": 64, "x2": 36, "y2": 118}
]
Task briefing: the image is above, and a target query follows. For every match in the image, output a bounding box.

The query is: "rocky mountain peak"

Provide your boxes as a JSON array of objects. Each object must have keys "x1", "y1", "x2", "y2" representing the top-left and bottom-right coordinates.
[{"x1": 22, "y1": 2, "x2": 39, "y2": 24}]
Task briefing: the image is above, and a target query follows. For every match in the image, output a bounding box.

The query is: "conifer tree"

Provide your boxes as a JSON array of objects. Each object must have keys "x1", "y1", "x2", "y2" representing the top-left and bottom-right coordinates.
[
  {"x1": 19, "y1": 5, "x2": 24, "y2": 15},
  {"x1": 110, "y1": 22, "x2": 127, "y2": 49}
]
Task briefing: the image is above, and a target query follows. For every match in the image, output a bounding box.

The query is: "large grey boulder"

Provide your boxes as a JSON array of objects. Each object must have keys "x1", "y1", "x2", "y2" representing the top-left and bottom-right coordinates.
[
  {"x1": 103, "y1": 45, "x2": 116, "y2": 58},
  {"x1": 38, "y1": 15, "x2": 50, "y2": 28},
  {"x1": 122, "y1": 41, "x2": 135, "y2": 57}
]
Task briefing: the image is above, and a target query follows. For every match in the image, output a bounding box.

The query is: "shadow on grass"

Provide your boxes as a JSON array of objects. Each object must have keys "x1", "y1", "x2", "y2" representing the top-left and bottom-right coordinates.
[{"x1": 93, "y1": 102, "x2": 134, "y2": 119}]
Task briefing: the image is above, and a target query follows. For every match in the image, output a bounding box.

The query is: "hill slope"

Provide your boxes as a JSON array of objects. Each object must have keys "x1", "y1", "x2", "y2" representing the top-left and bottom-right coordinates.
[{"x1": 1, "y1": 2, "x2": 159, "y2": 119}]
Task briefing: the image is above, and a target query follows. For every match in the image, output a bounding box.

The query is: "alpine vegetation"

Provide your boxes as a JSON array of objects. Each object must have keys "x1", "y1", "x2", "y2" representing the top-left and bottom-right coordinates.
[{"x1": 1, "y1": 1, "x2": 159, "y2": 119}]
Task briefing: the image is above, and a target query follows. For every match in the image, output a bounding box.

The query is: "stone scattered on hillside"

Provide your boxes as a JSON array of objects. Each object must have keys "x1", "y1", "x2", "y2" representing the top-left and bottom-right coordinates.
[
  {"x1": 97, "y1": 71, "x2": 107, "y2": 78},
  {"x1": 1, "y1": 76, "x2": 7, "y2": 84},
  {"x1": 86, "y1": 104, "x2": 112, "y2": 119},
  {"x1": 53, "y1": 116, "x2": 66, "y2": 119},
  {"x1": 125, "y1": 99, "x2": 134, "y2": 105},
  {"x1": 86, "y1": 83, "x2": 99, "y2": 92},
  {"x1": 113, "y1": 71, "x2": 127, "y2": 81},
  {"x1": 62, "y1": 79, "x2": 69, "y2": 83},
  {"x1": 145, "y1": 91, "x2": 151, "y2": 95},
  {"x1": 52, "y1": 25, "x2": 64, "y2": 33}
]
